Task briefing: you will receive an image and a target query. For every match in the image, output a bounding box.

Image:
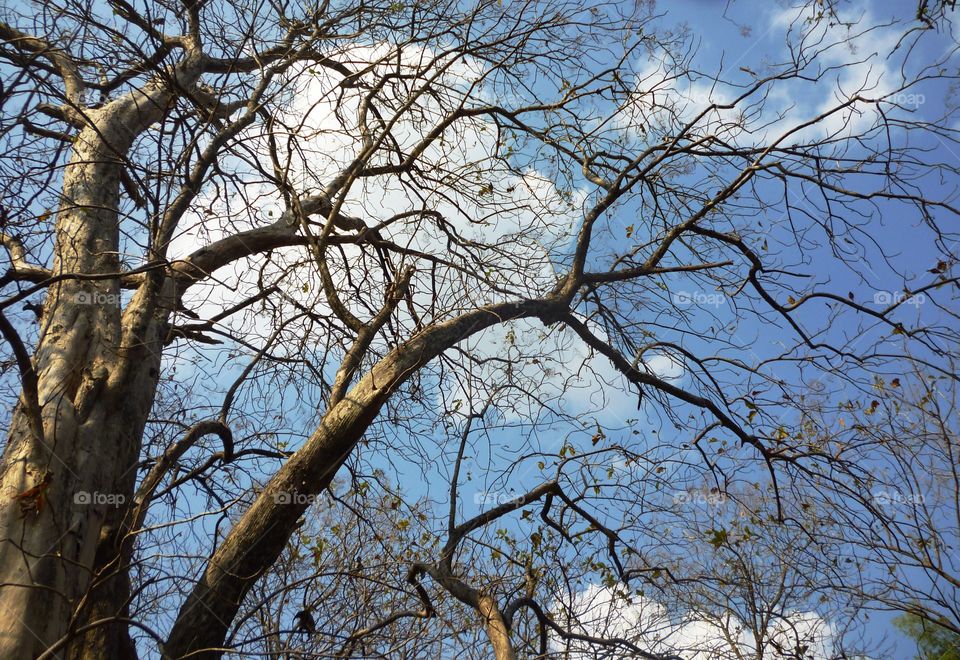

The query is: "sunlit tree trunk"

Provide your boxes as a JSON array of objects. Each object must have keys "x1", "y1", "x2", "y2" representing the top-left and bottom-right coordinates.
[{"x1": 0, "y1": 66, "x2": 197, "y2": 659}]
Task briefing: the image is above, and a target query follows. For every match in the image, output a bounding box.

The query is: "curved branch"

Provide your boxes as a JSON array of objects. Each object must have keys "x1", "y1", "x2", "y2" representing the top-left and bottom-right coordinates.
[
  {"x1": 0, "y1": 22, "x2": 85, "y2": 103},
  {"x1": 130, "y1": 420, "x2": 234, "y2": 531},
  {"x1": 503, "y1": 596, "x2": 682, "y2": 660},
  {"x1": 560, "y1": 312, "x2": 785, "y2": 520},
  {"x1": 0, "y1": 309, "x2": 44, "y2": 444},
  {"x1": 163, "y1": 295, "x2": 567, "y2": 658},
  {"x1": 0, "y1": 232, "x2": 51, "y2": 287}
]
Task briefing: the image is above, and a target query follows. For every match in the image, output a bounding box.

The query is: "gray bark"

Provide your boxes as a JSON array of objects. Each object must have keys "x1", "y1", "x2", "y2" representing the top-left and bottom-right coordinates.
[
  {"x1": 162, "y1": 298, "x2": 564, "y2": 658},
  {"x1": 0, "y1": 57, "x2": 200, "y2": 659}
]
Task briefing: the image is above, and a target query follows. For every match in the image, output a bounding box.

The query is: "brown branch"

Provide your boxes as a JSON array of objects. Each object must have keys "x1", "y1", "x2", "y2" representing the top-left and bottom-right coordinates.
[
  {"x1": 0, "y1": 22, "x2": 85, "y2": 103},
  {"x1": 129, "y1": 420, "x2": 234, "y2": 533},
  {"x1": 163, "y1": 295, "x2": 568, "y2": 657},
  {"x1": 0, "y1": 232, "x2": 51, "y2": 287},
  {"x1": 560, "y1": 313, "x2": 785, "y2": 520},
  {"x1": 0, "y1": 309, "x2": 44, "y2": 445}
]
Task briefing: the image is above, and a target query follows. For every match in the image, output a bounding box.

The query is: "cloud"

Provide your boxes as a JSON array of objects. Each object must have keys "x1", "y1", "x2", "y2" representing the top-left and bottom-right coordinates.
[
  {"x1": 615, "y1": 2, "x2": 938, "y2": 151},
  {"x1": 615, "y1": 55, "x2": 745, "y2": 143},
  {"x1": 761, "y1": 2, "x2": 930, "y2": 144},
  {"x1": 643, "y1": 353, "x2": 685, "y2": 382},
  {"x1": 441, "y1": 318, "x2": 639, "y2": 422},
  {"x1": 163, "y1": 41, "x2": 621, "y2": 424},
  {"x1": 552, "y1": 583, "x2": 840, "y2": 659}
]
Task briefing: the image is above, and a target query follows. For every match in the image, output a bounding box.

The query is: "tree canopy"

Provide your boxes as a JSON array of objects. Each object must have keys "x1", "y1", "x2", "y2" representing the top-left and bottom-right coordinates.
[{"x1": 0, "y1": 0, "x2": 958, "y2": 657}]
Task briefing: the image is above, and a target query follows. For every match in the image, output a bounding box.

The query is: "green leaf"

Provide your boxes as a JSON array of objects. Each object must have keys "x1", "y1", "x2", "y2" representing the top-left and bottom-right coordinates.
[{"x1": 706, "y1": 528, "x2": 728, "y2": 548}]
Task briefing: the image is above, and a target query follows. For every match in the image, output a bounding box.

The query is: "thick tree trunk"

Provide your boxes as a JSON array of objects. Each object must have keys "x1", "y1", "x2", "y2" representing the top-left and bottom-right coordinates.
[
  {"x1": 0, "y1": 123, "x2": 133, "y2": 658},
  {"x1": 61, "y1": 342, "x2": 169, "y2": 660},
  {"x1": 0, "y1": 60, "x2": 197, "y2": 658}
]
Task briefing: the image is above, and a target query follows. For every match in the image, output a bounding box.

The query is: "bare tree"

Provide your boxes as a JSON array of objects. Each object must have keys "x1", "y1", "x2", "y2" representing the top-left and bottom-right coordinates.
[
  {"x1": 813, "y1": 363, "x2": 960, "y2": 640},
  {"x1": 0, "y1": 0, "x2": 958, "y2": 658}
]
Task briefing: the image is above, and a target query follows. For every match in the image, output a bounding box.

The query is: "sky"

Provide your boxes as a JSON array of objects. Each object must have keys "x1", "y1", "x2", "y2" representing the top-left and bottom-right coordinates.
[
  {"x1": 547, "y1": 1, "x2": 957, "y2": 656},
  {"x1": 2, "y1": 0, "x2": 956, "y2": 656},
  {"x1": 154, "y1": 0, "x2": 960, "y2": 656}
]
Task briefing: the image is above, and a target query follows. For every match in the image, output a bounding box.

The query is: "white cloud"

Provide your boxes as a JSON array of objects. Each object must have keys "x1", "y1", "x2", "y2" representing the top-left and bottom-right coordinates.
[
  {"x1": 552, "y1": 583, "x2": 840, "y2": 659},
  {"x1": 441, "y1": 318, "x2": 640, "y2": 424},
  {"x1": 615, "y1": 56, "x2": 745, "y2": 143},
  {"x1": 616, "y1": 3, "x2": 938, "y2": 151},
  {"x1": 761, "y1": 3, "x2": 926, "y2": 144},
  {"x1": 643, "y1": 353, "x2": 685, "y2": 383},
  {"x1": 162, "y1": 41, "x2": 620, "y2": 424}
]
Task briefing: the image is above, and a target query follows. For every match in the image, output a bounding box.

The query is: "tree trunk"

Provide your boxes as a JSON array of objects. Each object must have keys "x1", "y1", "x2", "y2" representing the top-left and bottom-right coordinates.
[
  {"x1": 0, "y1": 120, "x2": 132, "y2": 657},
  {"x1": 163, "y1": 299, "x2": 563, "y2": 658},
  {"x1": 479, "y1": 594, "x2": 518, "y2": 660},
  {"x1": 0, "y1": 62, "x2": 197, "y2": 658}
]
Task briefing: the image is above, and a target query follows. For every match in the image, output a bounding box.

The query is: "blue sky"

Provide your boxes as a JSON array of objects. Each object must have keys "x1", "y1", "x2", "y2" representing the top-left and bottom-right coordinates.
[
  {"x1": 2, "y1": 0, "x2": 956, "y2": 655},
  {"x1": 189, "y1": 2, "x2": 957, "y2": 655}
]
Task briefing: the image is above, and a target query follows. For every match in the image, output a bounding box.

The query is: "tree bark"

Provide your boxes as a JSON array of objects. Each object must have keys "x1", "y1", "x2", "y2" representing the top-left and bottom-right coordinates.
[
  {"x1": 0, "y1": 123, "x2": 134, "y2": 659},
  {"x1": 479, "y1": 594, "x2": 518, "y2": 660},
  {"x1": 0, "y1": 59, "x2": 199, "y2": 659},
  {"x1": 163, "y1": 298, "x2": 563, "y2": 658}
]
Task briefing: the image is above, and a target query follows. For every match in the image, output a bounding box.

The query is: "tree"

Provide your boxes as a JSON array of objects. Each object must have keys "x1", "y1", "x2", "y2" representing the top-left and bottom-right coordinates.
[
  {"x1": 0, "y1": 0, "x2": 958, "y2": 657},
  {"x1": 895, "y1": 613, "x2": 960, "y2": 660}
]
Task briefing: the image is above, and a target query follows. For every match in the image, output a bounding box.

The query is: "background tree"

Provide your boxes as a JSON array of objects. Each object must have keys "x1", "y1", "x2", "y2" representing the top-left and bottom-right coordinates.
[
  {"x1": 895, "y1": 613, "x2": 960, "y2": 660},
  {"x1": 0, "y1": 0, "x2": 958, "y2": 658}
]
